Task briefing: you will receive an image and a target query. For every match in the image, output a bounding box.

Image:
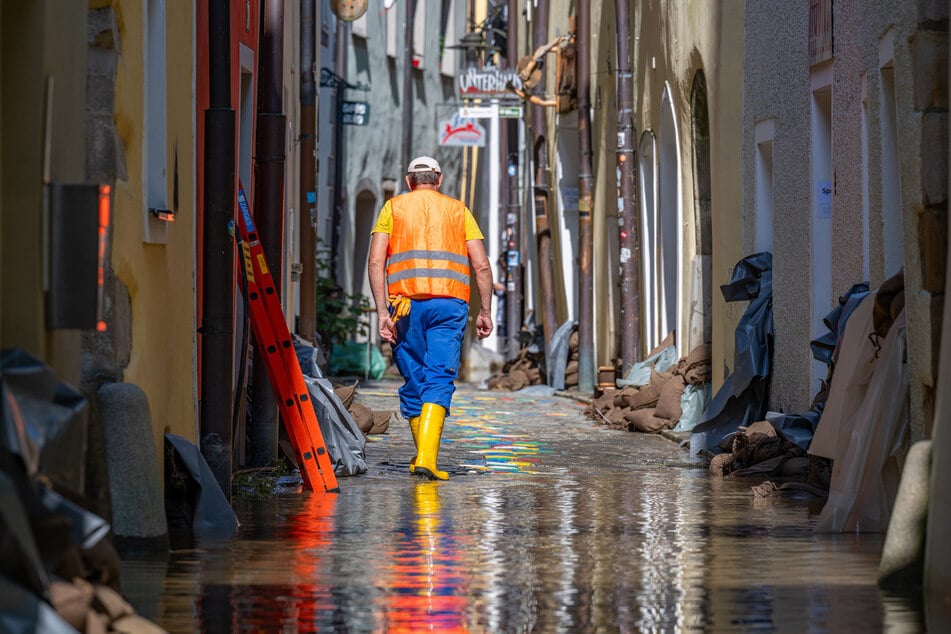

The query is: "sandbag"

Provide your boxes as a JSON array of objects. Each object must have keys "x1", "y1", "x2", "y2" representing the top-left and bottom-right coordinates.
[
  {"x1": 625, "y1": 408, "x2": 671, "y2": 433},
  {"x1": 655, "y1": 374, "x2": 687, "y2": 421},
  {"x1": 627, "y1": 384, "x2": 661, "y2": 410}
]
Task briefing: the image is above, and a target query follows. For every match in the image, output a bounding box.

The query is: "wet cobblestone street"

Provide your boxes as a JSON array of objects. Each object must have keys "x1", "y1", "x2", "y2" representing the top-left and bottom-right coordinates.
[{"x1": 121, "y1": 380, "x2": 924, "y2": 632}]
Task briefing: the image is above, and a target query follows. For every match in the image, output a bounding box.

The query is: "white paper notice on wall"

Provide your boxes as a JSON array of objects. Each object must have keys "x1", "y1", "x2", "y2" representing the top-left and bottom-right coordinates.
[{"x1": 817, "y1": 180, "x2": 832, "y2": 219}]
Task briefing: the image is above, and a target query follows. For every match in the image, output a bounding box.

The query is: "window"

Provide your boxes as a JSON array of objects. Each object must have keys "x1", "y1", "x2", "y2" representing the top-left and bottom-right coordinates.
[
  {"x1": 413, "y1": 0, "x2": 426, "y2": 69},
  {"x1": 754, "y1": 118, "x2": 775, "y2": 254},
  {"x1": 811, "y1": 62, "x2": 833, "y2": 391},
  {"x1": 386, "y1": 4, "x2": 397, "y2": 58},
  {"x1": 861, "y1": 72, "x2": 871, "y2": 281},
  {"x1": 352, "y1": 10, "x2": 368, "y2": 38},
  {"x1": 638, "y1": 131, "x2": 659, "y2": 351},
  {"x1": 144, "y1": 0, "x2": 168, "y2": 244},
  {"x1": 880, "y1": 29, "x2": 902, "y2": 278},
  {"x1": 440, "y1": 0, "x2": 459, "y2": 76}
]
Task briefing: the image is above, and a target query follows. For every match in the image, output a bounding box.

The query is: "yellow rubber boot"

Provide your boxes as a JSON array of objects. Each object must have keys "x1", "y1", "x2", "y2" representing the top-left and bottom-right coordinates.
[
  {"x1": 408, "y1": 416, "x2": 420, "y2": 469},
  {"x1": 410, "y1": 403, "x2": 449, "y2": 480}
]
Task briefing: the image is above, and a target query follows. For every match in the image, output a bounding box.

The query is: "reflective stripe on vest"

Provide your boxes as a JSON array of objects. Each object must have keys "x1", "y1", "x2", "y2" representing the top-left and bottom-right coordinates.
[{"x1": 386, "y1": 190, "x2": 470, "y2": 302}]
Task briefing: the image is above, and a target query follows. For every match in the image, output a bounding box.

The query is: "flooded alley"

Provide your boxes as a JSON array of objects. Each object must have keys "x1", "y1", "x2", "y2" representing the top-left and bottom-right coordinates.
[{"x1": 121, "y1": 382, "x2": 923, "y2": 632}]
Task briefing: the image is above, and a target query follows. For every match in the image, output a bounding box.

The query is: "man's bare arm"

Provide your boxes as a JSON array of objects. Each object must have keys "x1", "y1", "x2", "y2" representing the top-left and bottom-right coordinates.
[
  {"x1": 368, "y1": 232, "x2": 397, "y2": 343},
  {"x1": 466, "y1": 239, "x2": 494, "y2": 339}
]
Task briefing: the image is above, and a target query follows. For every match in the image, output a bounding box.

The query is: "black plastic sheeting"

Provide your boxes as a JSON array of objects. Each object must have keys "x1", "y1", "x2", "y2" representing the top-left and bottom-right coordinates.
[
  {"x1": 1, "y1": 348, "x2": 87, "y2": 486},
  {"x1": 0, "y1": 349, "x2": 117, "y2": 632},
  {"x1": 295, "y1": 338, "x2": 368, "y2": 477},
  {"x1": 768, "y1": 283, "x2": 870, "y2": 449},
  {"x1": 165, "y1": 433, "x2": 239, "y2": 537},
  {"x1": 690, "y1": 253, "x2": 774, "y2": 458},
  {"x1": 810, "y1": 283, "x2": 870, "y2": 367}
]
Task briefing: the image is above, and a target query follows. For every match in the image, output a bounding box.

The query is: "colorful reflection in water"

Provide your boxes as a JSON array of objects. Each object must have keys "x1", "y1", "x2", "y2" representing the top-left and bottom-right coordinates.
[
  {"x1": 382, "y1": 483, "x2": 469, "y2": 633},
  {"x1": 119, "y1": 386, "x2": 927, "y2": 632}
]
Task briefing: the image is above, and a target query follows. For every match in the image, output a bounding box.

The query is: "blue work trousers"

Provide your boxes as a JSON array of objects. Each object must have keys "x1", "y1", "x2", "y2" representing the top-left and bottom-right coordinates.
[{"x1": 392, "y1": 298, "x2": 468, "y2": 419}]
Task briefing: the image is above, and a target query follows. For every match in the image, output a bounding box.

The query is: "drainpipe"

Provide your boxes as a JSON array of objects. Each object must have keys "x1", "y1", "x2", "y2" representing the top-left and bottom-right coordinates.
[
  {"x1": 505, "y1": 0, "x2": 521, "y2": 359},
  {"x1": 400, "y1": 0, "x2": 417, "y2": 177},
  {"x1": 299, "y1": 0, "x2": 317, "y2": 344},
  {"x1": 201, "y1": 0, "x2": 236, "y2": 498},
  {"x1": 531, "y1": 0, "x2": 557, "y2": 362},
  {"x1": 331, "y1": 19, "x2": 348, "y2": 278},
  {"x1": 248, "y1": 0, "x2": 286, "y2": 468},
  {"x1": 576, "y1": 0, "x2": 594, "y2": 393},
  {"x1": 614, "y1": 0, "x2": 640, "y2": 373}
]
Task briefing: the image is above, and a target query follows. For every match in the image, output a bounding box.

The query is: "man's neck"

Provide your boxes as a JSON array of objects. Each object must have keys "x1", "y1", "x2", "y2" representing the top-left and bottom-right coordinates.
[{"x1": 411, "y1": 184, "x2": 440, "y2": 192}]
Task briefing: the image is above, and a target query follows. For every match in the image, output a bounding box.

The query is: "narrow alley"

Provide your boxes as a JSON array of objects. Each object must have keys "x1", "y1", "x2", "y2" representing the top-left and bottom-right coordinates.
[{"x1": 120, "y1": 381, "x2": 919, "y2": 632}]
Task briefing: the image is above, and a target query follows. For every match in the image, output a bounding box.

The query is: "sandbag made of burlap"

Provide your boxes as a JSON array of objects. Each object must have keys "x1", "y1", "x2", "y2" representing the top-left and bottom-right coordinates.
[
  {"x1": 606, "y1": 406, "x2": 630, "y2": 428},
  {"x1": 679, "y1": 344, "x2": 712, "y2": 385},
  {"x1": 651, "y1": 368, "x2": 673, "y2": 387},
  {"x1": 333, "y1": 382, "x2": 358, "y2": 409},
  {"x1": 349, "y1": 402, "x2": 375, "y2": 434},
  {"x1": 622, "y1": 384, "x2": 661, "y2": 410},
  {"x1": 624, "y1": 407, "x2": 673, "y2": 433},
  {"x1": 369, "y1": 410, "x2": 392, "y2": 434},
  {"x1": 613, "y1": 386, "x2": 639, "y2": 408},
  {"x1": 654, "y1": 374, "x2": 687, "y2": 420}
]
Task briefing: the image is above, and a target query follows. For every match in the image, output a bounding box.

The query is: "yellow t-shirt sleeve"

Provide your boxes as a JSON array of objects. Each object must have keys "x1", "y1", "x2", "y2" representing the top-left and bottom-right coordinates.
[
  {"x1": 464, "y1": 208, "x2": 484, "y2": 241},
  {"x1": 371, "y1": 200, "x2": 393, "y2": 234},
  {"x1": 374, "y1": 200, "x2": 483, "y2": 240}
]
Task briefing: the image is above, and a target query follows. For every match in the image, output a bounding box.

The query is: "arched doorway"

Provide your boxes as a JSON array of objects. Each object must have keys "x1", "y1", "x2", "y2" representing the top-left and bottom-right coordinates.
[
  {"x1": 352, "y1": 188, "x2": 378, "y2": 301},
  {"x1": 659, "y1": 84, "x2": 682, "y2": 353},
  {"x1": 690, "y1": 71, "x2": 713, "y2": 349},
  {"x1": 638, "y1": 130, "x2": 660, "y2": 351}
]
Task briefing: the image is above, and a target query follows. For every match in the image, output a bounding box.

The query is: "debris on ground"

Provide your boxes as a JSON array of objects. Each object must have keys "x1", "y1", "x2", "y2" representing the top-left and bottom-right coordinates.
[{"x1": 704, "y1": 418, "x2": 833, "y2": 498}]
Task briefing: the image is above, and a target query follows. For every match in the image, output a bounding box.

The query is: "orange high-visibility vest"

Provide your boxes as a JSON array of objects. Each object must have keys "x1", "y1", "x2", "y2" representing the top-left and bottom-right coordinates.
[{"x1": 386, "y1": 189, "x2": 471, "y2": 302}]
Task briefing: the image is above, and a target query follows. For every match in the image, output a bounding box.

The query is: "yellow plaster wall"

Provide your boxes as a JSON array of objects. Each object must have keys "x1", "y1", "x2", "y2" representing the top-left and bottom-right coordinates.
[
  {"x1": 111, "y1": 0, "x2": 198, "y2": 456},
  {"x1": 629, "y1": 0, "x2": 744, "y2": 386}
]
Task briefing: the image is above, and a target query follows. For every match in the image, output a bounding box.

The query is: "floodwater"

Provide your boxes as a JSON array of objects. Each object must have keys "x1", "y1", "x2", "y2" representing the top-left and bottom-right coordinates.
[{"x1": 121, "y1": 386, "x2": 927, "y2": 632}]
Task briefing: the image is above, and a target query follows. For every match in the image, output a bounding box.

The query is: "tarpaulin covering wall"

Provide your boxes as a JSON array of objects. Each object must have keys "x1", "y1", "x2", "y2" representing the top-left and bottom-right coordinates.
[{"x1": 690, "y1": 253, "x2": 774, "y2": 458}]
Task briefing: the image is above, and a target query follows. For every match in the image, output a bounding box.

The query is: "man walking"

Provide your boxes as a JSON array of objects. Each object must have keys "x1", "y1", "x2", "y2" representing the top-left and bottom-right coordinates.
[{"x1": 367, "y1": 156, "x2": 494, "y2": 480}]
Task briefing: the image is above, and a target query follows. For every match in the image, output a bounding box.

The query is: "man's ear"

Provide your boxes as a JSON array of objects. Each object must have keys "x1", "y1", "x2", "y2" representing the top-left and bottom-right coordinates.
[
  {"x1": 437, "y1": 174, "x2": 444, "y2": 187},
  {"x1": 404, "y1": 175, "x2": 413, "y2": 191}
]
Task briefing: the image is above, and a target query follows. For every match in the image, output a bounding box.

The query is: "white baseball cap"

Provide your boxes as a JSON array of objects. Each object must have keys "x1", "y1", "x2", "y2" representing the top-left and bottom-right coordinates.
[{"x1": 407, "y1": 155, "x2": 441, "y2": 174}]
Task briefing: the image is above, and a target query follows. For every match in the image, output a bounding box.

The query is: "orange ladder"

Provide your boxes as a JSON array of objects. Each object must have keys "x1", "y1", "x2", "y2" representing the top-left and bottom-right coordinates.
[{"x1": 236, "y1": 183, "x2": 339, "y2": 493}]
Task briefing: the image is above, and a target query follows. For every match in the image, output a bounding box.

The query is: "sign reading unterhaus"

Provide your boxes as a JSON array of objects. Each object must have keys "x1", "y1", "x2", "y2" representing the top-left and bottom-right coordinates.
[{"x1": 455, "y1": 67, "x2": 522, "y2": 101}]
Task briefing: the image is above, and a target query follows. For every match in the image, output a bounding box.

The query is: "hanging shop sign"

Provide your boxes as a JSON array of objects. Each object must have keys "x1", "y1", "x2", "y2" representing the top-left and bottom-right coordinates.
[
  {"x1": 340, "y1": 101, "x2": 370, "y2": 126},
  {"x1": 438, "y1": 113, "x2": 486, "y2": 147},
  {"x1": 455, "y1": 67, "x2": 522, "y2": 101},
  {"x1": 458, "y1": 105, "x2": 498, "y2": 119}
]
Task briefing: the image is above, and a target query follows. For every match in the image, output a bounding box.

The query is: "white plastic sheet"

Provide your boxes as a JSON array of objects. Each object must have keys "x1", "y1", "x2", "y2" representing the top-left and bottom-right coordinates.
[{"x1": 815, "y1": 311, "x2": 909, "y2": 533}]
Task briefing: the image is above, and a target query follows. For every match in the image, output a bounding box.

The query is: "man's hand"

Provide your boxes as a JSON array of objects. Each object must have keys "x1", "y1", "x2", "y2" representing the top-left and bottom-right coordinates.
[
  {"x1": 476, "y1": 310, "x2": 493, "y2": 339},
  {"x1": 378, "y1": 312, "x2": 397, "y2": 344}
]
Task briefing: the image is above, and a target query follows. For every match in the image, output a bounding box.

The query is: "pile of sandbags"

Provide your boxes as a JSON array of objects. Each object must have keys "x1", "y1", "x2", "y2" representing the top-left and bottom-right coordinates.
[
  {"x1": 562, "y1": 330, "x2": 580, "y2": 389},
  {"x1": 336, "y1": 381, "x2": 393, "y2": 436},
  {"x1": 486, "y1": 347, "x2": 545, "y2": 391},
  {"x1": 487, "y1": 324, "x2": 585, "y2": 392},
  {"x1": 585, "y1": 344, "x2": 711, "y2": 433}
]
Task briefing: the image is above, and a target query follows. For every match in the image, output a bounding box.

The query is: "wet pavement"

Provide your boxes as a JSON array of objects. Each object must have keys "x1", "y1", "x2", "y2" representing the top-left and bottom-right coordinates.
[{"x1": 121, "y1": 380, "x2": 925, "y2": 632}]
